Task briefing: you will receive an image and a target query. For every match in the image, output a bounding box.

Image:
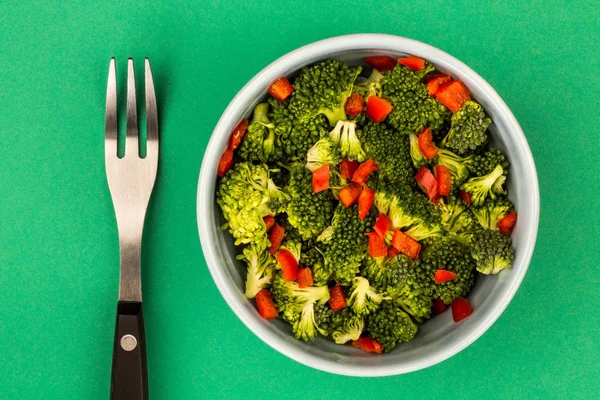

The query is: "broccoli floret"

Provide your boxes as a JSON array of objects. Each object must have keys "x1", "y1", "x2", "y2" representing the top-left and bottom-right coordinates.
[
  {"x1": 263, "y1": 98, "x2": 332, "y2": 162},
  {"x1": 359, "y1": 122, "x2": 415, "y2": 189},
  {"x1": 238, "y1": 103, "x2": 284, "y2": 163},
  {"x1": 366, "y1": 300, "x2": 418, "y2": 352},
  {"x1": 437, "y1": 148, "x2": 474, "y2": 189},
  {"x1": 298, "y1": 240, "x2": 324, "y2": 270},
  {"x1": 305, "y1": 136, "x2": 341, "y2": 171},
  {"x1": 237, "y1": 243, "x2": 275, "y2": 299},
  {"x1": 408, "y1": 132, "x2": 437, "y2": 168},
  {"x1": 471, "y1": 196, "x2": 514, "y2": 230},
  {"x1": 331, "y1": 309, "x2": 365, "y2": 344},
  {"x1": 347, "y1": 277, "x2": 390, "y2": 316},
  {"x1": 385, "y1": 255, "x2": 434, "y2": 323},
  {"x1": 438, "y1": 196, "x2": 470, "y2": 233},
  {"x1": 404, "y1": 220, "x2": 446, "y2": 242},
  {"x1": 267, "y1": 178, "x2": 289, "y2": 214},
  {"x1": 374, "y1": 188, "x2": 442, "y2": 237},
  {"x1": 217, "y1": 162, "x2": 289, "y2": 246},
  {"x1": 460, "y1": 165, "x2": 507, "y2": 206},
  {"x1": 441, "y1": 101, "x2": 490, "y2": 155},
  {"x1": 381, "y1": 63, "x2": 450, "y2": 135},
  {"x1": 362, "y1": 255, "x2": 433, "y2": 323},
  {"x1": 271, "y1": 274, "x2": 330, "y2": 341},
  {"x1": 361, "y1": 255, "x2": 404, "y2": 290},
  {"x1": 283, "y1": 164, "x2": 336, "y2": 240},
  {"x1": 470, "y1": 230, "x2": 515, "y2": 275},
  {"x1": 320, "y1": 204, "x2": 374, "y2": 284},
  {"x1": 285, "y1": 118, "x2": 330, "y2": 162},
  {"x1": 314, "y1": 303, "x2": 334, "y2": 332},
  {"x1": 417, "y1": 238, "x2": 477, "y2": 304},
  {"x1": 438, "y1": 196, "x2": 481, "y2": 245},
  {"x1": 470, "y1": 148, "x2": 509, "y2": 177},
  {"x1": 305, "y1": 119, "x2": 366, "y2": 170},
  {"x1": 314, "y1": 306, "x2": 365, "y2": 344},
  {"x1": 329, "y1": 120, "x2": 366, "y2": 162},
  {"x1": 288, "y1": 60, "x2": 362, "y2": 126},
  {"x1": 268, "y1": 97, "x2": 294, "y2": 126},
  {"x1": 354, "y1": 68, "x2": 384, "y2": 98},
  {"x1": 306, "y1": 121, "x2": 365, "y2": 171},
  {"x1": 374, "y1": 189, "x2": 421, "y2": 230}
]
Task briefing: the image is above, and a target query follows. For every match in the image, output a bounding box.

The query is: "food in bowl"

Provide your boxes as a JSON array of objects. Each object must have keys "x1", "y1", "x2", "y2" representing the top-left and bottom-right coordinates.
[{"x1": 215, "y1": 55, "x2": 518, "y2": 354}]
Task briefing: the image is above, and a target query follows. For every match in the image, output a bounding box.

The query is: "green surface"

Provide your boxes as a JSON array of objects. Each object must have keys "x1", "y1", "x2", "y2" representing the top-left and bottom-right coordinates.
[{"x1": 0, "y1": 1, "x2": 598, "y2": 399}]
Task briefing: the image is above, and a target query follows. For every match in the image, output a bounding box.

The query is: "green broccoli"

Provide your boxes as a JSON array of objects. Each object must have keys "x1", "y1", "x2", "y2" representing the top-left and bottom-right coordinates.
[
  {"x1": 374, "y1": 184, "x2": 443, "y2": 238},
  {"x1": 305, "y1": 136, "x2": 341, "y2": 171},
  {"x1": 471, "y1": 196, "x2": 514, "y2": 230},
  {"x1": 470, "y1": 148, "x2": 509, "y2": 177},
  {"x1": 314, "y1": 303, "x2": 335, "y2": 332},
  {"x1": 305, "y1": 119, "x2": 366, "y2": 170},
  {"x1": 404, "y1": 220, "x2": 446, "y2": 242},
  {"x1": 361, "y1": 255, "x2": 433, "y2": 323},
  {"x1": 285, "y1": 118, "x2": 330, "y2": 162},
  {"x1": 314, "y1": 306, "x2": 365, "y2": 344},
  {"x1": 366, "y1": 300, "x2": 418, "y2": 352},
  {"x1": 381, "y1": 63, "x2": 450, "y2": 135},
  {"x1": 437, "y1": 148, "x2": 474, "y2": 189},
  {"x1": 283, "y1": 163, "x2": 336, "y2": 240},
  {"x1": 359, "y1": 122, "x2": 415, "y2": 190},
  {"x1": 374, "y1": 189, "x2": 421, "y2": 230},
  {"x1": 441, "y1": 101, "x2": 490, "y2": 155},
  {"x1": 288, "y1": 60, "x2": 362, "y2": 126},
  {"x1": 217, "y1": 162, "x2": 288, "y2": 246},
  {"x1": 385, "y1": 255, "x2": 434, "y2": 323},
  {"x1": 361, "y1": 255, "x2": 405, "y2": 290},
  {"x1": 264, "y1": 98, "x2": 331, "y2": 162},
  {"x1": 320, "y1": 204, "x2": 374, "y2": 284},
  {"x1": 237, "y1": 243, "x2": 275, "y2": 299},
  {"x1": 299, "y1": 242, "x2": 324, "y2": 270},
  {"x1": 460, "y1": 165, "x2": 507, "y2": 205},
  {"x1": 331, "y1": 309, "x2": 365, "y2": 344},
  {"x1": 438, "y1": 196, "x2": 481, "y2": 245},
  {"x1": 271, "y1": 274, "x2": 330, "y2": 341},
  {"x1": 417, "y1": 238, "x2": 477, "y2": 304},
  {"x1": 268, "y1": 96, "x2": 294, "y2": 126},
  {"x1": 347, "y1": 277, "x2": 390, "y2": 316},
  {"x1": 238, "y1": 103, "x2": 283, "y2": 163},
  {"x1": 329, "y1": 120, "x2": 366, "y2": 162},
  {"x1": 354, "y1": 68, "x2": 384, "y2": 98},
  {"x1": 470, "y1": 230, "x2": 515, "y2": 275}
]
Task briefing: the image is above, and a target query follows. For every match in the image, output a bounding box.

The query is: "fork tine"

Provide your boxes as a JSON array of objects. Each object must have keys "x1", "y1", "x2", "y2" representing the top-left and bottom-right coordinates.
[
  {"x1": 105, "y1": 58, "x2": 117, "y2": 156},
  {"x1": 145, "y1": 58, "x2": 158, "y2": 156},
  {"x1": 126, "y1": 58, "x2": 138, "y2": 156}
]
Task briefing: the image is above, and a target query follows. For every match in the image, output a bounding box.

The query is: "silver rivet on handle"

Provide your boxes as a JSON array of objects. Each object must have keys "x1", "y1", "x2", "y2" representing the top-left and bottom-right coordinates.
[{"x1": 120, "y1": 334, "x2": 138, "y2": 351}]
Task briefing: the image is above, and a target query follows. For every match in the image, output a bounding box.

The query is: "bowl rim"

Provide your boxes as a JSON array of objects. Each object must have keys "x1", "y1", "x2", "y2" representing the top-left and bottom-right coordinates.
[{"x1": 197, "y1": 33, "x2": 540, "y2": 377}]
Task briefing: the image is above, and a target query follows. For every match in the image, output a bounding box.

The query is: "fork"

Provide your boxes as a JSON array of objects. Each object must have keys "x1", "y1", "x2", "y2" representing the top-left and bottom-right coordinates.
[{"x1": 105, "y1": 57, "x2": 158, "y2": 400}]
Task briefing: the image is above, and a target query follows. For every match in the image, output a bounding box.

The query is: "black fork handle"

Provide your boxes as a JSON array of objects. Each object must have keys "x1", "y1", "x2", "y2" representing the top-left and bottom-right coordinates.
[{"x1": 110, "y1": 301, "x2": 148, "y2": 400}]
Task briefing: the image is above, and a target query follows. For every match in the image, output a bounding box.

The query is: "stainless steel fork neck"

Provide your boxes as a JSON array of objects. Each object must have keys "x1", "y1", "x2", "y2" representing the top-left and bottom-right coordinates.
[
  {"x1": 106, "y1": 157, "x2": 156, "y2": 302},
  {"x1": 113, "y1": 202, "x2": 149, "y2": 302}
]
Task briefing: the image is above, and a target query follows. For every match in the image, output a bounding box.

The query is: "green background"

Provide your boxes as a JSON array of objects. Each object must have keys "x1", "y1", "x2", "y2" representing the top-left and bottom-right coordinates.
[{"x1": 1, "y1": 1, "x2": 598, "y2": 399}]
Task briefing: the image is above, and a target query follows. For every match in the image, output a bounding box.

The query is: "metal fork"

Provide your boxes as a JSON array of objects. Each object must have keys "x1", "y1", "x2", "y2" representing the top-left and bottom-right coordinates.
[{"x1": 105, "y1": 58, "x2": 158, "y2": 400}]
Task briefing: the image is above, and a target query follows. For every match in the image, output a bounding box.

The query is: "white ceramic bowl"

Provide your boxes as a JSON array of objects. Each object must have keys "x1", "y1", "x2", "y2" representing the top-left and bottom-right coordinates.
[{"x1": 197, "y1": 34, "x2": 539, "y2": 376}]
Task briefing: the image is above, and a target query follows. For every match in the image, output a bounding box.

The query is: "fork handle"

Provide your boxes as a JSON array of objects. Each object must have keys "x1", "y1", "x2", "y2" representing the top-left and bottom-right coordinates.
[{"x1": 110, "y1": 301, "x2": 148, "y2": 400}]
